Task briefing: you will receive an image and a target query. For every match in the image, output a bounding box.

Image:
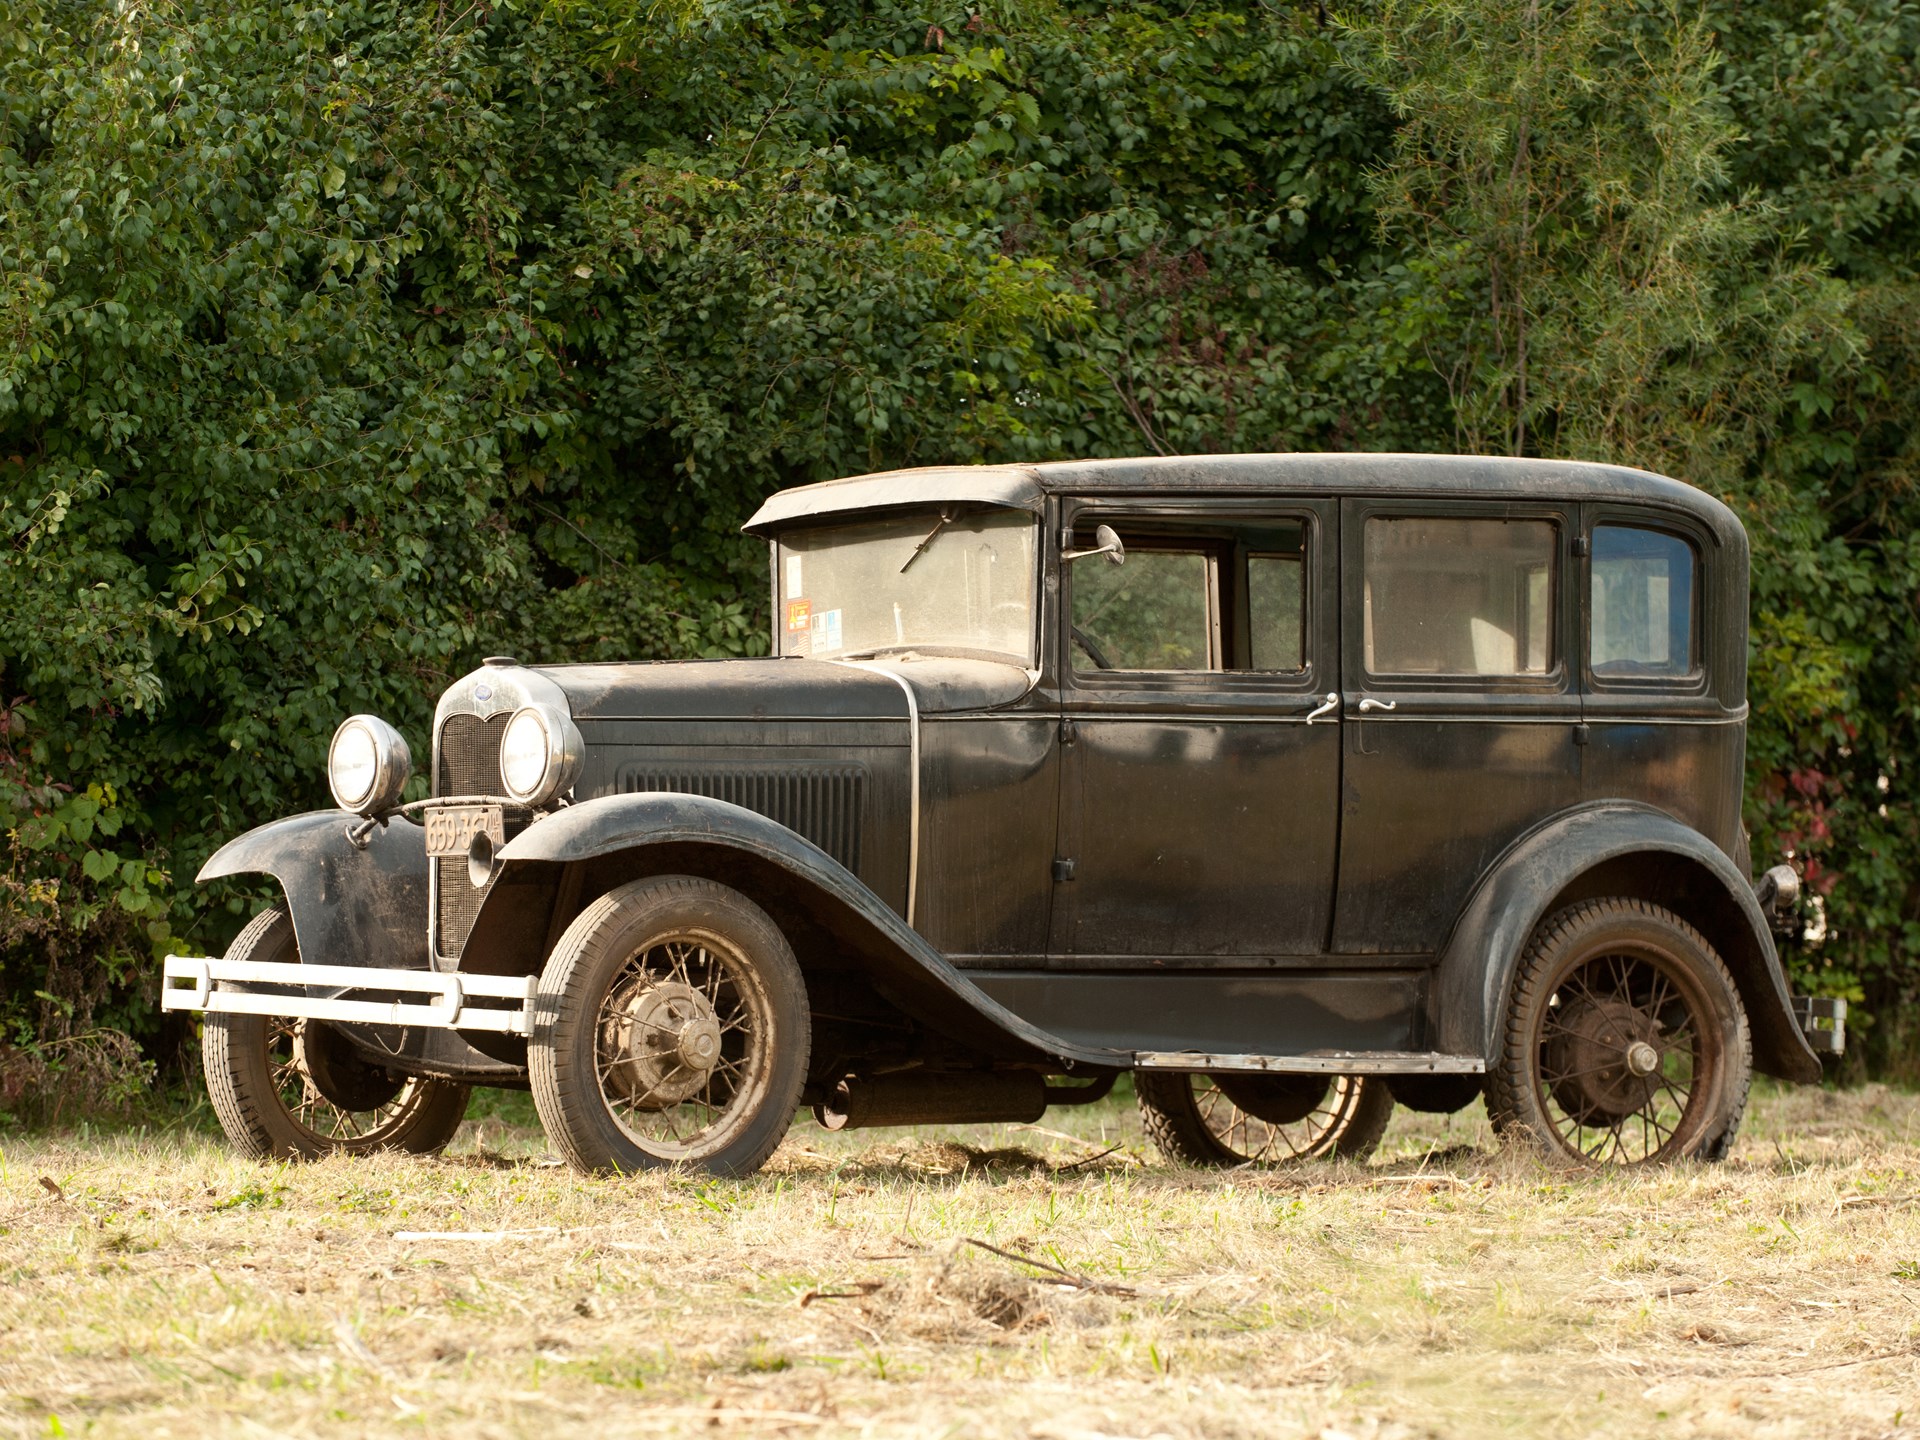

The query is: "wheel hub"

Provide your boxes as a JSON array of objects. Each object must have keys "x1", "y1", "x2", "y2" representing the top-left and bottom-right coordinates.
[
  {"x1": 1214, "y1": 1072, "x2": 1331, "y2": 1126},
  {"x1": 294, "y1": 1020, "x2": 406, "y2": 1112},
  {"x1": 1543, "y1": 995, "x2": 1665, "y2": 1125},
  {"x1": 603, "y1": 980, "x2": 723, "y2": 1110}
]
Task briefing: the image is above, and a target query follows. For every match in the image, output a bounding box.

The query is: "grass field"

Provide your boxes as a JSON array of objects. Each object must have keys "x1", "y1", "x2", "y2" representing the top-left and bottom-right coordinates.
[{"x1": 4, "y1": 1081, "x2": 1919, "y2": 1440}]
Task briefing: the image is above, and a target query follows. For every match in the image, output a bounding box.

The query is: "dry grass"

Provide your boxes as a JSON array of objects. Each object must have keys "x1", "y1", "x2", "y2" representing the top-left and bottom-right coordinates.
[{"x1": 4, "y1": 1081, "x2": 1919, "y2": 1439}]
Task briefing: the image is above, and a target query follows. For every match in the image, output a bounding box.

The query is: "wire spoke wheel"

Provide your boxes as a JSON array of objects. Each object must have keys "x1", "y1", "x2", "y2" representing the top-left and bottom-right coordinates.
[
  {"x1": 201, "y1": 904, "x2": 471, "y2": 1162},
  {"x1": 263, "y1": 1017, "x2": 425, "y2": 1148},
  {"x1": 591, "y1": 929, "x2": 771, "y2": 1159},
  {"x1": 1137, "y1": 1070, "x2": 1394, "y2": 1167},
  {"x1": 531, "y1": 876, "x2": 809, "y2": 1177},
  {"x1": 1489, "y1": 898, "x2": 1751, "y2": 1167}
]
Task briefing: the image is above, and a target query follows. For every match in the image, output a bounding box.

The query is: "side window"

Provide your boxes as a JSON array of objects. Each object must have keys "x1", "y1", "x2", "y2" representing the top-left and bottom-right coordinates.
[
  {"x1": 1071, "y1": 549, "x2": 1214, "y2": 672},
  {"x1": 1363, "y1": 517, "x2": 1557, "y2": 677},
  {"x1": 1248, "y1": 553, "x2": 1305, "y2": 672},
  {"x1": 1591, "y1": 525, "x2": 1697, "y2": 679}
]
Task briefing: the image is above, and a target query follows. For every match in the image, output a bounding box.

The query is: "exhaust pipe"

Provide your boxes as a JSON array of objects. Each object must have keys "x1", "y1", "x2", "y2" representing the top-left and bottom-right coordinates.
[{"x1": 814, "y1": 1070, "x2": 1047, "y2": 1131}]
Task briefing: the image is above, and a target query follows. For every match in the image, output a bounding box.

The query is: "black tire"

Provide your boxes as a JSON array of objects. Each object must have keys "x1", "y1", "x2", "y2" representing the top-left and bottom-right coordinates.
[
  {"x1": 1486, "y1": 898, "x2": 1751, "y2": 1165},
  {"x1": 528, "y1": 876, "x2": 809, "y2": 1177},
  {"x1": 201, "y1": 905, "x2": 471, "y2": 1161},
  {"x1": 1137, "y1": 1071, "x2": 1394, "y2": 1166}
]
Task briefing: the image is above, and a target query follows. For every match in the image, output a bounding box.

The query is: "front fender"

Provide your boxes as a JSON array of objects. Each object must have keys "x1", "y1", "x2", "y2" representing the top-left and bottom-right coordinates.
[
  {"x1": 1434, "y1": 803, "x2": 1819, "y2": 1083},
  {"x1": 481, "y1": 792, "x2": 1127, "y2": 1071},
  {"x1": 198, "y1": 810, "x2": 429, "y2": 972}
]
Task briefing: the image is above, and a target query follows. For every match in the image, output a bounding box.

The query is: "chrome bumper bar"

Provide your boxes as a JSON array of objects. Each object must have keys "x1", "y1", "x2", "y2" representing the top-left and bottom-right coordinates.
[
  {"x1": 1792, "y1": 994, "x2": 1847, "y2": 1054},
  {"x1": 161, "y1": 955, "x2": 537, "y2": 1036}
]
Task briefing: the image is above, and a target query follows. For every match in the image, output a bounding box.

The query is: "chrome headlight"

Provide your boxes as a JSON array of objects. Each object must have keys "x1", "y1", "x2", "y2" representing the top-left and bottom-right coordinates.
[
  {"x1": 499, "y1": 703, "x2": 583, "y2": 807},
  {"x1": 327, "y1": 715, "x2": 412, "y2": 816}
]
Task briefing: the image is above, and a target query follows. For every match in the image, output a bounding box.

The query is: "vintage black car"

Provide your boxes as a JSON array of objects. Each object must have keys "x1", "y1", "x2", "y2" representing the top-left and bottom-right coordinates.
[{"x1": 163, "y1": 454, "x2": 1844, "y2": 1174}]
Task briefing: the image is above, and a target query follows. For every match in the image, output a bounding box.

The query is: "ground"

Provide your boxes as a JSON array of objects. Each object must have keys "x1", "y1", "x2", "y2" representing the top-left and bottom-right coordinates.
[{"x1": 3, "y1": 1081, "x2": 1918, "y2": 1440}]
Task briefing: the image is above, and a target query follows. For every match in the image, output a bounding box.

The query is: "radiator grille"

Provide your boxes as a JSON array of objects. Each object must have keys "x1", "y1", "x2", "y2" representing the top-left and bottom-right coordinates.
[
  {"x1": 437, "y1": 712, "x2": 510, "y2": 797},
  {"x1": 433, "y1": 712, "x2": 512, "y2": 959},
  {"x1": 435, "y1": 857, "x2": 492, "y2": 958},
  {"x1": 618, "y1": 762, "x2": 865, "y2": 870}
]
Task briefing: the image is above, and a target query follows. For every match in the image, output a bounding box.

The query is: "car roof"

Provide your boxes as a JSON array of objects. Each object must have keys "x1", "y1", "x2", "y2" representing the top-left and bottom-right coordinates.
[{"x1": 742, "y1": 453, "x2": 1744, "y2": 547}]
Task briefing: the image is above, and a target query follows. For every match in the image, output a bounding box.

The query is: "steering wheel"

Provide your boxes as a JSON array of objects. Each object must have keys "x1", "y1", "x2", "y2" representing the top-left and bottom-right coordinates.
[{"x1": 1072, "y1": 625, "x2": 1115, "y2": 671}]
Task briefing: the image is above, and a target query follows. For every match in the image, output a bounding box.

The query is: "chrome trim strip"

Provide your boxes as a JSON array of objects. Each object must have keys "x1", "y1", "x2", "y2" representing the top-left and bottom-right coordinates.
[
  {"x1": 1133, "y1": 1049, "x2": 1484, "y2": 1075},
  {"x1": 834, "y1": 663, "x2": 921, "y2": 928}
]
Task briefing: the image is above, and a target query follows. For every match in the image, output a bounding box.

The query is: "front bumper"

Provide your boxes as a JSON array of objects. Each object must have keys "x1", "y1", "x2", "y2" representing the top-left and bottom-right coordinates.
[
  {"x1": 162, "y1": 956, "x2": 537, "y2": 1036},
  {"x1": 1792, "y1": 994, "x2": 1847, "y2": 1054}
]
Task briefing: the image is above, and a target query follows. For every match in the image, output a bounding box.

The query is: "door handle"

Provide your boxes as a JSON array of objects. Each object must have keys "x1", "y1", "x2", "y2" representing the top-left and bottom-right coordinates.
[
  {"x1": 1304, "y1": 692, "x2": 1339, "y2": 724},
  {"x1": 1357, "y1": 698, "x2": 1398, "y2": 713}
]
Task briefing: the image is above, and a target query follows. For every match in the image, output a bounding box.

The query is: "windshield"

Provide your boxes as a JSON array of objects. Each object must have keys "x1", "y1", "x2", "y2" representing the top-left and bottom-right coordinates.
[{"x1": 775, "y1": 508, "x2": 1038, "y2": 664}]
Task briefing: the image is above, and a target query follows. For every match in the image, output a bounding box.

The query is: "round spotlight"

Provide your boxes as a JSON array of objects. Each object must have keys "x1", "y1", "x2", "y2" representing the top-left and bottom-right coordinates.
[
  {"x1": 498, "y1": 703, "x2": 583, "y2": 808},
  {"x1": 327, "y1": 715, "x2": 412, "y2": 816}
]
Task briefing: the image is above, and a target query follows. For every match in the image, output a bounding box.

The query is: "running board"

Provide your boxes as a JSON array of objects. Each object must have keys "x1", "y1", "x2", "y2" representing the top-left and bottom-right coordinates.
[
  {"x1": 1133, "y1": 1050, "x2": 1484, "y2": 1075},
  {"x1": 162, "y1": 956, "x2": 537, "y2": 1036}
]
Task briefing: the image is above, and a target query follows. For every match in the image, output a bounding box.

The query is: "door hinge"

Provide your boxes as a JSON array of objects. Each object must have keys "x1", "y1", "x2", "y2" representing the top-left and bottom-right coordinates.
[
  {"x1": 1573, "y1": 722, "x2": 1591, "y2": 746},
  {"x1": 1573, "y1": 535, "x2": 1591, "y2": 558},
  {"x1": 1052, "y1": 857, "x2": 1077, "y2": 883},
  {"x1": 1058, "y1": 716, "x2": 1076, "y2": 745}
]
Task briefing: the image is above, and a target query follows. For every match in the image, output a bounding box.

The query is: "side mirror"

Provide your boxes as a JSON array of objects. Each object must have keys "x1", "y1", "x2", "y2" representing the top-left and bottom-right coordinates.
[{"x1": 1063, "y1": 524, "x2": 1125, "y2": 566}]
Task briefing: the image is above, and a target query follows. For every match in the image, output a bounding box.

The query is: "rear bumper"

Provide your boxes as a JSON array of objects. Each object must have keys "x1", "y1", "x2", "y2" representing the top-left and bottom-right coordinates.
[
  {"x1": 161, "y1": 955, "x2": 536, "y2": 1036},
  {"x1": 1792, "y1": 994, "x2": 1847, "y2": 1054}
]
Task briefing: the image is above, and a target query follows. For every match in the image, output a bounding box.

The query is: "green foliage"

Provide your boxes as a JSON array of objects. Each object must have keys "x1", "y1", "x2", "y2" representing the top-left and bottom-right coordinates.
[{"x1": 0, "y1": 0, "x2": 1914, "y2": 1088}]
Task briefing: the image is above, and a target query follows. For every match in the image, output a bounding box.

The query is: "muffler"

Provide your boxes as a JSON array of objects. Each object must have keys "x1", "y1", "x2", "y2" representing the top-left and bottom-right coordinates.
[{"x1": 814, "y1": 1070, "x2": 1047, "y2": 1131}]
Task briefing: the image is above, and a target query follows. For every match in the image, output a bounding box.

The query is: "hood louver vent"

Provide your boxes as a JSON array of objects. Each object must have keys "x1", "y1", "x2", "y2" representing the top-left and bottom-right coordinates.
[{"x1": 617, "y1": 762, "x2": 865, "y2": 871}]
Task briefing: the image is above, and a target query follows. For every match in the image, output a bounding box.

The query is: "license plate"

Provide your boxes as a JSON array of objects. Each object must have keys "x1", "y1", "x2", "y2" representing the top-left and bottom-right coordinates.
[{"x1": 425, "y1": 805, "x2": 505, "y2": 857}]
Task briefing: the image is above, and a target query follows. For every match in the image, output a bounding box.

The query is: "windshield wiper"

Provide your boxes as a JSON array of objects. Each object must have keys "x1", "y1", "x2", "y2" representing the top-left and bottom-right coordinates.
[{"x1": 898, "y1": 509, "x2": 955, "y2": 573}]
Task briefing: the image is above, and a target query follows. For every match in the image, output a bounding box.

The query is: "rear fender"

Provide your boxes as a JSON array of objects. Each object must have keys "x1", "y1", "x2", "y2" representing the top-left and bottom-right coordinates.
[
  {"x1": 1434, "y1": 803, "x2": 1820, "y2": 1083},
  {"x1": 198, "y1": 810, "x2": 428, "y2": 972},
  {"x1": 469, "y1": 792, "x2": 1123, "y2": 1071}
]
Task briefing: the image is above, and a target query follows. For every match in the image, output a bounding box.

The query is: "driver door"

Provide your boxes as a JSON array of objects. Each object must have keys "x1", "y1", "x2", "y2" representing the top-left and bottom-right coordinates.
[{"x1": 1049, "y1": 500, "x2": 1342, "y2": 961}]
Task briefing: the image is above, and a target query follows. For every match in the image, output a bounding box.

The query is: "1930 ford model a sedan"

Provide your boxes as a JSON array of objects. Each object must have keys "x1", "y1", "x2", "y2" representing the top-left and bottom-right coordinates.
[{"x1": 164, "y1": 454, "x2": 1844, "y2": 1174}]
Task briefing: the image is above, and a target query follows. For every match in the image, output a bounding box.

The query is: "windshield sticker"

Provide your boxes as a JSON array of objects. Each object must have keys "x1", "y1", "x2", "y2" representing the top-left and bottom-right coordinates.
[
  {"x1": 811, "y1": 608, "x2": 843, "y2": 653},
  {"x1": 785, "y1": 599, "x2": 812, "y2": 634},
  {"x1": 785, "y1": 554, "x2": 803, "y2": 597}
]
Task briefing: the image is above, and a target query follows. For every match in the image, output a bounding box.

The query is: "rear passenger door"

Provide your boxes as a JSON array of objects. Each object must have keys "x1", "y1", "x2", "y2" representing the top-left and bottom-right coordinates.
[
  {"x1": 1049, "y1": 501, "x2": 1342, "y2": 960},
  {"x1": 1332, "y1": 499, "x2": 1584, "y2": 955}
]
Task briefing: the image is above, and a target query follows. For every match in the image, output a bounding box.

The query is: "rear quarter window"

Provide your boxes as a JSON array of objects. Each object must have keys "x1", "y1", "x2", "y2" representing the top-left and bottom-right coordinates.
[{"x1": 1591, "y1": 525, "x2": 1698, "y2": 680}]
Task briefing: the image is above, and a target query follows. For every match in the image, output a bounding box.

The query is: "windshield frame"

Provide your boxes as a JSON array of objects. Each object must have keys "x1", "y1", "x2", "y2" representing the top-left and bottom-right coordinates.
[{"x1": 770, "y1": 505, "x2": 1042, "y2": 668}]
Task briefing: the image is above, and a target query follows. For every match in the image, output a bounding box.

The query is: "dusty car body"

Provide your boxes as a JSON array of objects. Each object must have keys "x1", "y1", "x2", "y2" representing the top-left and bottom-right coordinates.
[{"x1": 164, "y1": 454, "x2": 1843, "y2": 1173}]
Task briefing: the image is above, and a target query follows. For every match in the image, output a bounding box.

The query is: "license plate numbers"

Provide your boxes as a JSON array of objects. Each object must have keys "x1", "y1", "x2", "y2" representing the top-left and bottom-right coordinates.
[{"x1": 426, "y1": 806, "x2": 505, "y2": 857}]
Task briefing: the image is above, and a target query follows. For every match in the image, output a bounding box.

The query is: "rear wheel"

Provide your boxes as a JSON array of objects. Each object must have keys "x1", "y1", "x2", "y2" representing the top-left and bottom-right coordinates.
[
  {"x1": 202, "y1": 905, "x2": 470, "y2": 1161},
  {"x1": 1486, "y1": 898, "x2": 1751, "y2": 1165},
  {"x1": 1137, "y1": 1071, "x2": 1394, "y2": 1166},
  {"x1": 529, "y1": 876, "x2": 809, "y2": 1177}
]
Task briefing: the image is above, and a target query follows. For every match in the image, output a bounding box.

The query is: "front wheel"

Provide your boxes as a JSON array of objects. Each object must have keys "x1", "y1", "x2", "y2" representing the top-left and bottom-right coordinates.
[
  {"x1": 1485, "y1": 898, "x2": 1751, "y2": 1165},
  {"x1": 1137, "y1": 1071, "x2": 1394, "y2": 1166},
  {"x1": 202, "y1": 905, "x2": 470, "y2": 1161},
  {"x1": 529, "y1": 876, "x2": 809, "y2": 1177}
]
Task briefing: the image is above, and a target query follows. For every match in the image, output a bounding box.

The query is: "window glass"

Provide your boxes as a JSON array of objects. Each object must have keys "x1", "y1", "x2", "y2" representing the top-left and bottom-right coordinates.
[
  {"x1": 1363, "y1": 517, "x2": 1557, "y2": 676},
  {"x1": 1072, "y1": 550, "x2": 1212, "y2": 672},
  {"x1": 1591, "y1": 525, "x2": 1697, "y2": 678},
  {"x1": 1248, "y1": 554, "x2": 1305, "y2": 672},
  {"x1": 776, "y1": 509, "x2": 1037, "y2": 663}
]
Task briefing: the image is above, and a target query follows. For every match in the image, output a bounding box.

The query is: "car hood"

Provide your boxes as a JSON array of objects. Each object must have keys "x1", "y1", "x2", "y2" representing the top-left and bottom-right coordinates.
[{"x1": 437, "y1": 655, "x2": 1035, "y2": 727}]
